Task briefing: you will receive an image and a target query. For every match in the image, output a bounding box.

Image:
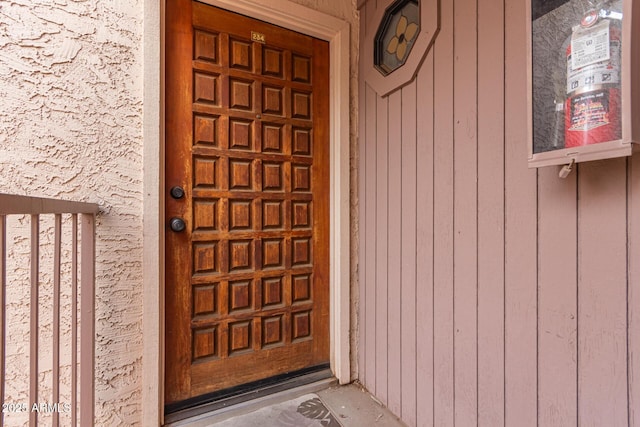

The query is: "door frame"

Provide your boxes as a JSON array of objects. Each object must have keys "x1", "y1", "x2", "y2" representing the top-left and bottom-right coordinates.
[{"x1": 142, "y1": 0, "x2": 351, "y2": 424}]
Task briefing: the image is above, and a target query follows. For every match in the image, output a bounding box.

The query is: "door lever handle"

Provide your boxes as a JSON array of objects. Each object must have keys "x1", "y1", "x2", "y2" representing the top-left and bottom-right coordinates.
[{"x1": 170, "y1": 217, "x2": 186, "y2": 232}]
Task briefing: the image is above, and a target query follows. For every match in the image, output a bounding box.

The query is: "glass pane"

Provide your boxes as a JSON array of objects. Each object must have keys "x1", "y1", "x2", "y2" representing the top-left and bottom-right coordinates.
[
  {"x1": 532, "y1": 0, "x2": 623, "y2": 153},
  {"x1": 374, "y1": 0, "x2": 420, "y2": 76}
]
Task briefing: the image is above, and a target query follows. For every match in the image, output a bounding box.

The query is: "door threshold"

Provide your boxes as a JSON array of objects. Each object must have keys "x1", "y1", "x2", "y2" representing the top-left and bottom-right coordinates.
[{"x1": 164, "y1": 367, "x2": 335, "y2": 426}]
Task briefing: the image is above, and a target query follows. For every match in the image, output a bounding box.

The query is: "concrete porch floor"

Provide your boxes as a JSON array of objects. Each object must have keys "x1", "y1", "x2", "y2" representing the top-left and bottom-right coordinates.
[{"x1": 166, "y1": 382, "x2": 407, "y2": 427}]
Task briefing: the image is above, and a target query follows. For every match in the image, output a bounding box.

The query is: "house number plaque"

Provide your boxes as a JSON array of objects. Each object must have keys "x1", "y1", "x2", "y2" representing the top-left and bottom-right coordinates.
[{"x1": 251, "y1": 31, "x2": 266, "y2": 43}]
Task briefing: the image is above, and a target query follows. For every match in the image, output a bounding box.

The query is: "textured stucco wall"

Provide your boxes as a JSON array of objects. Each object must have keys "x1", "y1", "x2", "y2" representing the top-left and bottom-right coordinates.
[
  {"x1": 1, "y1": 0, "x2": 359, "y2": 424},
  {"x1": 0, "y1": 0, "x2": 144, "y2": 425}
]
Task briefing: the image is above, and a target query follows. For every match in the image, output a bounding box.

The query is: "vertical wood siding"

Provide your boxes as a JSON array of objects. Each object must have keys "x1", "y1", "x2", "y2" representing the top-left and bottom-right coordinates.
[
  {"x1": 357, "y1": 0, "x2": 639, "y2": 425},
  {"x1": 630, "y1": 155, "x2": 640, "y2": 426}
]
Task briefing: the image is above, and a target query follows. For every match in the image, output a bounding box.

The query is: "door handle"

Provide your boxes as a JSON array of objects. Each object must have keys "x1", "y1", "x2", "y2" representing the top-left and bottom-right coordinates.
[{"x1": 170, "y1": 217, "x2": 186, "y2": 232}]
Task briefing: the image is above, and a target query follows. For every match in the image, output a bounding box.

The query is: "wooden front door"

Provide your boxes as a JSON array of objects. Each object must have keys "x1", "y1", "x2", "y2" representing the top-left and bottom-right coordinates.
[{"x1": 165, "y1": 0, "x2": 330, "y2": 406}]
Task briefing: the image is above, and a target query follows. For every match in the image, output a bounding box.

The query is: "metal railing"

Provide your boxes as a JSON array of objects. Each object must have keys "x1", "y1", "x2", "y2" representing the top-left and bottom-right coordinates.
[{"x1": 0, "y1": 194, "x2": 99, "y2": 426}]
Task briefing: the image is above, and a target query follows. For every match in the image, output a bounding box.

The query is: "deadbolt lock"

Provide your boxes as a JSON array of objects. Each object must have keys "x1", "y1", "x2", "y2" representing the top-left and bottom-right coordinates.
[
  {"x1": 170, "y1": 217, "x2": 186, "y2": 232},
  {"x1": 170, "y1": 186, "x2": 185, "y2": 199}
]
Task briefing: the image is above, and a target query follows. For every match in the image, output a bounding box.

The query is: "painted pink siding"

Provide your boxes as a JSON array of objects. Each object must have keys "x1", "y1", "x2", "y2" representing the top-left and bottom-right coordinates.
[{"x1": 357, "y1": 0, "x2": 640, "y2": 426}]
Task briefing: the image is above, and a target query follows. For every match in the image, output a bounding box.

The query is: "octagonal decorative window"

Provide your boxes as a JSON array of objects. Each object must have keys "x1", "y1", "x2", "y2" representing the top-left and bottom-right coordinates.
[
  {"x1": 374, "y1": 0, "x2": 420, "y2": 76},
  {"x1": 364, "y1": 0, "x2": 438, "y2": 96}
]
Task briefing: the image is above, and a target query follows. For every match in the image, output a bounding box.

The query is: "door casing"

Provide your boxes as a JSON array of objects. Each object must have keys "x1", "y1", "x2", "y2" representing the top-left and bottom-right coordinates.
[{"x1": 142, "y1": 0, "x2": 351, "y2": 425}]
